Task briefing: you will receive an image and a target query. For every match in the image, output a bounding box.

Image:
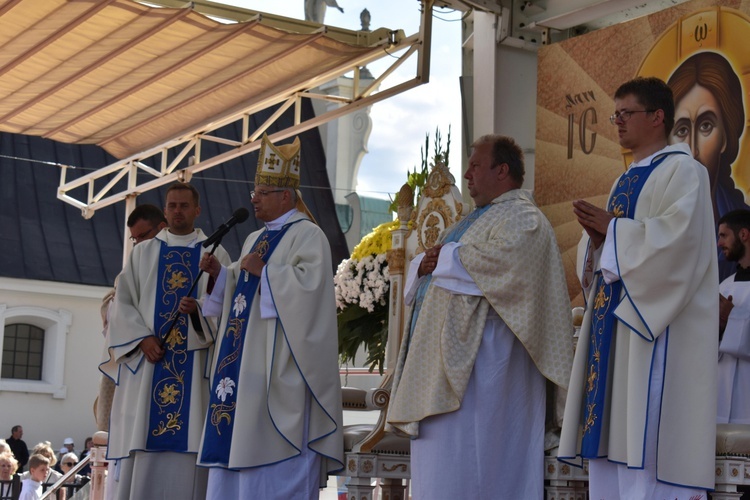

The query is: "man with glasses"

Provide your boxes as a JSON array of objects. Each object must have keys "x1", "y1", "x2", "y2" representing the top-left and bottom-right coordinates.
[
  {"x1": 196, "y1": 134, "x2": 343, "y2": 499},
  {"x1": 96, "y1": 204, "x2": 168, "y2": 436},
  {"x1": 559, "y1": 76, "x2": 718, "y2": 498},
  {"x1": 101, "y1": 183, "x2": 230, "y2": 500},
  {"x1": 126, "y1": 204, "x2": 167, "y2": 244}
]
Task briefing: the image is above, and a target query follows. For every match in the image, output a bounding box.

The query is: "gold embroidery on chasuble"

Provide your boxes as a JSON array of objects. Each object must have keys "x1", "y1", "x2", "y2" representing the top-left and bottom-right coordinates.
[{"x1": 150, "y1": 249, "x2": 194, "y2": 438}]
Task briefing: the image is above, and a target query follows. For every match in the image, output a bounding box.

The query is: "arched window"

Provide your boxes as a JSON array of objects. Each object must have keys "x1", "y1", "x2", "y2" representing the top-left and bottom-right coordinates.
[{"x1": 2, "y1": 323, "x2": 45, "y2": 380}]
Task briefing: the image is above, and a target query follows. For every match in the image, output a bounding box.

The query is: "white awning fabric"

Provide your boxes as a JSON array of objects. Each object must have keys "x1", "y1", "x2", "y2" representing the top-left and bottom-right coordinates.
[{"x1": 0, "y1": 0, "x2": 403, "y2": 159}]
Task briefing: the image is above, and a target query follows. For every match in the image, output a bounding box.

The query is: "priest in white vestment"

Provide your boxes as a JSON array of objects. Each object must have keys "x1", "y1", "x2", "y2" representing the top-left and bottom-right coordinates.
[
  {"x1": 387, "y1": 134, "x2": 574, "y2": 499},
  {"x1": 559, "y1": 77, "x2": 718, "y2": 498},
  {"x1": 717, "y1": 209, "x2": 750, "y2": 424},
  {"x1": 196, "y1": 135, "x2": 343, "y2": 500},
  {"x1": 96, "y1": 204, "x2": 167, "y2": 433},
  {"x1": 101, "y1": 183, "x2": 231, "y2": 500}
]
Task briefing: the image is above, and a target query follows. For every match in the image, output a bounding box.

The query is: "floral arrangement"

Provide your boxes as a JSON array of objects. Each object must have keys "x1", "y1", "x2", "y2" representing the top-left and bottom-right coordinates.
[
  {"x1": 335, "y1": 220, "x2": 397, "y2": 373},
  {"x1": 335, "y1": 127, "x2": 451, "y2": 374}
]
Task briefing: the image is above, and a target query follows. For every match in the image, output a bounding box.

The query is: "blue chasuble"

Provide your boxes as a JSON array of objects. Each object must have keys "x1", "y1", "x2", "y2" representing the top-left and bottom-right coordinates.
[
  {"x1": 580, "y1": 151, "x2": 685, "y2": 458},
  {"x1": 200, "y1": 223, "x2": 294, "y2": 465},
  {"x1": 146, "y1": 241, "x2": 200, "y2": 452}
]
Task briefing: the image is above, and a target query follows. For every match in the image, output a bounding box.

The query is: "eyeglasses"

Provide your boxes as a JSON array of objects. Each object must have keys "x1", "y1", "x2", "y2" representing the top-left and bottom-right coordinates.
[
  {"x1": 129, "y1": 225, "x2": 158, "y2": 243},
  {"x1": 250, "y1": 189, "x2": 284, "y2": 199},
  {"x1": 609, "y1": 109, "x2": 655, "y2": 125},
  {"x1": 64, "y1": 462, "x2": 76, "y2": 467}
]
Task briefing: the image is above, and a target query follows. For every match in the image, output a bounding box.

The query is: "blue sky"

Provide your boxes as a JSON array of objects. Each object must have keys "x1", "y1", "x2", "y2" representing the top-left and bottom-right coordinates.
[{"x1": 218, "y1": 0, "x2": 463, "y2": 200}]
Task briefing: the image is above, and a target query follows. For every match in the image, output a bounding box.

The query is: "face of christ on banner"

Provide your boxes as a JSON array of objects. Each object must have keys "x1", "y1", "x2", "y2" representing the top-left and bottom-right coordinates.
[{"x1": 667, "y1": 51, "x2": 748, "y2": 219}]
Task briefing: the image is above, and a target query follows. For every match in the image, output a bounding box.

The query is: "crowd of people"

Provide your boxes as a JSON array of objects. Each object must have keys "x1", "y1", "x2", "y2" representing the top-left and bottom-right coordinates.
[
  {"x1": 5, "y1": 75, "x2": 750, "y2": 500},
  {"x1": 0, "y1": 429, "x2": 92, "y2": 500}
]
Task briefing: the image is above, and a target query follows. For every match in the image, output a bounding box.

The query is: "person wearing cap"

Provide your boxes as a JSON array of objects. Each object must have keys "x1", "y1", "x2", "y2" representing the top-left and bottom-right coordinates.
[
  {"x1": 101, "y1": 182, "x2": 231, "y2": 500},
  {"x1": 197, "y1": 134, "x2": 343, "y2": 498},
  {"x1": 57, "y1": 438, "x2": 76, "y2": 471}
]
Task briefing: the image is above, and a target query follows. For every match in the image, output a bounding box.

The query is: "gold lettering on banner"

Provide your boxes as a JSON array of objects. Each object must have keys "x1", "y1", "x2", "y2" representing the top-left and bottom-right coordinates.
[
  {"x1": 682, "y1": 11, "x2": 717, "y2": 52},
  {"x1": 579, "y1": 107, "x2": 597, "y2": 154},
  {"x1": 695, "y1": 23, "x2": 708, "y2": 42},
  {"x1": 564, "y1": 90, "x2": 597, "y2": 159},
  {"x1": 565, "y1": 91, "x2": 596, "y2": 109}
]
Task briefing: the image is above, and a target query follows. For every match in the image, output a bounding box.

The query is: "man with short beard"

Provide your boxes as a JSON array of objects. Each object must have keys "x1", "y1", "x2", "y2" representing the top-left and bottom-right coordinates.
[
  {"x1": 717, "y1": 209, "x2": 750, "y2": 424},
  {"x1": 103, "y1": 183, "x2": 231, "y2": 500}
]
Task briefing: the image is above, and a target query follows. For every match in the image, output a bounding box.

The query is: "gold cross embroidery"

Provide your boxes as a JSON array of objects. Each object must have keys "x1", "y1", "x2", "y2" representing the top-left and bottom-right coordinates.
[{"x1": 265, "y1": 154, "x2": 281, "y2": 169}]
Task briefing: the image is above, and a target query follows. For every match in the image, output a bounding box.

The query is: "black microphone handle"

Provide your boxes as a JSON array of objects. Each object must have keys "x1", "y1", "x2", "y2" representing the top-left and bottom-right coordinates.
[{"x1": 202, "y1": 223, "x2": 230, "y2": 248}]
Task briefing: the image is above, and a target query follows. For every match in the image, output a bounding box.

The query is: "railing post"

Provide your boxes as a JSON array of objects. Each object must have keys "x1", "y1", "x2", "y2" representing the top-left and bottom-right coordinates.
[{"x1": 89, "y1": 431, "x2": 109, "y2": 500}]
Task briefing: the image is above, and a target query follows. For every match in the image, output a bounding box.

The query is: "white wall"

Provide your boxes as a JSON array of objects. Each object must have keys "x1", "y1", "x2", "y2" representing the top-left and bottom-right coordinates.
[
  {"x1": 470, "y1": 11, "x2": 540, "y2": 193},
  {"x1": 0, "y1": 277, "x2": 109, "y2": 458},
  {"x1": 494, "y1": 44, "x2": 538, "y2": 190}
]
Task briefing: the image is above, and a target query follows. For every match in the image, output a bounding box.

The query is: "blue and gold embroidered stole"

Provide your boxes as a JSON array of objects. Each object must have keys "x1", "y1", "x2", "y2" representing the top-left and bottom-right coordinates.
[
  {"x1": 199, "y1": 223, "x2": 293, "y2": 465},
  {"x1": 407, "y1": 204, "x2": 492, "y2": 346},
  {"x1": 580, "y1": 151, "x2": 683, "y2": 458},
  {"x1": 146, "y1": 241, "x2": 200, "y2": 452}
]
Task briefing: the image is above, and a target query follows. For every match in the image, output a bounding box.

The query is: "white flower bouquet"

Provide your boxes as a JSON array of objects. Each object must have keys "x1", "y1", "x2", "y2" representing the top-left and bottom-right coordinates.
[{"x1": 334, "y1": 220, "x2": 396, "y2": 373}]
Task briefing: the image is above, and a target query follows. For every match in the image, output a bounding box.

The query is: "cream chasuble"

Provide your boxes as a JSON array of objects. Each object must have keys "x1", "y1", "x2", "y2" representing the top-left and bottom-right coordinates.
[{"x1": 388, "y1": 189, "x2": 574, "y2": 436}]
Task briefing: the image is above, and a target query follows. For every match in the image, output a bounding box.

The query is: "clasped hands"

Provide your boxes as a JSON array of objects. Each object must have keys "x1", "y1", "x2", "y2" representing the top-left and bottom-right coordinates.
[
  {"x1": 418, "y1": 244, "x2": 442, "y2": 277},
  {"x1": 572, "y1": 199, "x2": 614, "y2": 249}
]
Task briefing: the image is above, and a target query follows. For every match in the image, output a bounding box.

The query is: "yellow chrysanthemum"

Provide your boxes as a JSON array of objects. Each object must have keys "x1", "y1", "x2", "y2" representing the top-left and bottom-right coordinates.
[{"x1": 351, "y1": 220, "x2": 399, "y2": 260}]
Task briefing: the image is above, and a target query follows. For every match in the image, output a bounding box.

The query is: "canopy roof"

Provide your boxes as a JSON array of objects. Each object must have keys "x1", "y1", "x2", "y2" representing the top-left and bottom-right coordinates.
[
  {"x1": 0, "y1": 0, "x2": 405, "y2": 160},
  {"x1": 20, "y1": 0, "x2": 428, "y2": 218}
]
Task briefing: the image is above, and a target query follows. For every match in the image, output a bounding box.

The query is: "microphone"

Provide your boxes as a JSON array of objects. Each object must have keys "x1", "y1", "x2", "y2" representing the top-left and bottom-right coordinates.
[{"x1": 202, "y1": 207, "x2": 250, "y2": 248}]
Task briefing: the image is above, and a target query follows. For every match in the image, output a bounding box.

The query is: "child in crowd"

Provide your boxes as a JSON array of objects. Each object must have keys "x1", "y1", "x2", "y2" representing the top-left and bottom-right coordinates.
[{"x1": 19, "y1": 454, "x2": 49, "y2": 500}]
